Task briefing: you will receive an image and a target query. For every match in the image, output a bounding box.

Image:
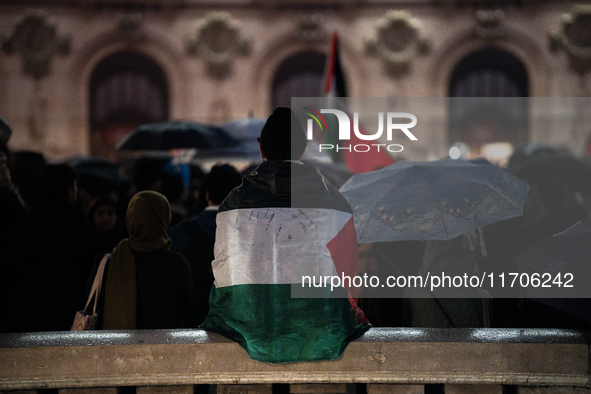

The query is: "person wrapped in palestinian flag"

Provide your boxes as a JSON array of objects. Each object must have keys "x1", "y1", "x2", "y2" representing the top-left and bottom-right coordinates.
[{"x1": 203, "y1": 107, "x2": 369, "y2": 363}]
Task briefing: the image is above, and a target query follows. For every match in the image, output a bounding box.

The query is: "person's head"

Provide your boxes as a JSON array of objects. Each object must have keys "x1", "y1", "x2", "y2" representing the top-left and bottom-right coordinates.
[
  {"x1": 159, "y1": 173, "x2": 187, "y2": 204},
  {"x1": 535, "y1": 177, "x2": 570, "y2": 211},
  {"x1": 203, "y1": 164, "x2": 242, "y2": 206},
  {"x1": 131, "y1": 157, "x2": 167, "y2": 192},
  {"x1": 88, "y1": 195, "x2": 118, "y2": 232},
  {"x1": 39, "y1": 163, "x2": 78, "y2": 203},
  {"x1": 257, "y1": 107, "x2": 307, "y2": 160},
  {"x1": 10, "y1": 150, "x2": 47, "y2": 207},
  {"x1": 126, "y1": 190, "x2": 171, "y2": 248}
]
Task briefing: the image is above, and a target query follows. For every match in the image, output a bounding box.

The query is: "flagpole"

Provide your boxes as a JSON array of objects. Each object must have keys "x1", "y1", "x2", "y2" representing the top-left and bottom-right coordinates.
[{"x1": 323, "y1": 32, "x2": 344, "y2": 163}]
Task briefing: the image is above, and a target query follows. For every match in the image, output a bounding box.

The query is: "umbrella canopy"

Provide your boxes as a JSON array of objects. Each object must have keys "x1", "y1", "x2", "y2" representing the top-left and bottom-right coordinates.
[
  {"x1": 218, "y1": 117, "x2": 265, "y2": 159},
  {"x1": 340, "y1": 159, "x2": 530, "y2": 244},
  {"x1": 507, "y1": 143, "x2": 563, "y2": 165},
  {"x1": 68, "y1": 156, "x2": 128, "y2": 198},
  {"x1": 513, "y1": 219, "x2": 591, "y2": 300},
  {"x1": 511, "y1": 153, "x2": 591, "y2": 194},
  {"x1": 116, "y1": 121, "x2": 241, "y2": 151},
  {"x1": 218, "y1": 117, "x2": 332, "y2": 163}
]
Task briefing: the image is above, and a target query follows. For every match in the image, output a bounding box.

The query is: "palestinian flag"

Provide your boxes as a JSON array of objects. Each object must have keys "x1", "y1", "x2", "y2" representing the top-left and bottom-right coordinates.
[
  {"x1": 323, "y1": 32, "x2": 347, "y2": 98},
  {"x1": 203, "y1": 160, "x2": 369, "y2": 363},
  {"x1": 322, "y1": 32, "x2": 347, "y2": 163},
  {"x1": 322, "y1": 32, "x2": 395, "y2": 173}
]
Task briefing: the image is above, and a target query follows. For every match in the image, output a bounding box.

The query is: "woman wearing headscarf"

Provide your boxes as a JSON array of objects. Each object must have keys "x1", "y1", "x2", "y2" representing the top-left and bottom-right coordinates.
[{"x1": 94, "y1": 190, "x2": 192, "y2": 329}]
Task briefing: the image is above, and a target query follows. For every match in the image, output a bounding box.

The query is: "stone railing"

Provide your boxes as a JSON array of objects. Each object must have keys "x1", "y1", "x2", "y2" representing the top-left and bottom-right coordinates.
[{"x1": 0, "y1": 328, "x2": 589, "y2": 394}]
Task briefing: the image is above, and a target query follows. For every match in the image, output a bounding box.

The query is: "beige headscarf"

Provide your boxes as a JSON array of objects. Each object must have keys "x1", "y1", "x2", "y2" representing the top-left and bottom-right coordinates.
[{"x1": 103, "y1": 191, "x2": 171, "y2": 329}]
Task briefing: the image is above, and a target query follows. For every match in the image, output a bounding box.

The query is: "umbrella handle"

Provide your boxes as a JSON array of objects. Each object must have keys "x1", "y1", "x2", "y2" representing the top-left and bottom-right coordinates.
[{"x1": 478, "y1": 227, "x2": 487, "y2": 257}]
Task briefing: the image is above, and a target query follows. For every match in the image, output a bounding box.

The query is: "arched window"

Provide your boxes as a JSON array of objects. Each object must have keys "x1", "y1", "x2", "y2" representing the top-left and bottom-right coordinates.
[
  {"x1": 448, "y1": 47, "x2": 529, "y2": 149},
  {"x1": 89, "y1": 51, "x2": 168, "y2": 157},
  {"x1": 272, "y1": 51, "x2": 327, "y2": 110}
]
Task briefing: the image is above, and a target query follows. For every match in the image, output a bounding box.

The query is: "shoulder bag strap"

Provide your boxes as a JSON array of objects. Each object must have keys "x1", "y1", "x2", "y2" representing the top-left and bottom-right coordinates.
[{"x1": 84, "y1": 253, "x2": 110, "y2": 314}]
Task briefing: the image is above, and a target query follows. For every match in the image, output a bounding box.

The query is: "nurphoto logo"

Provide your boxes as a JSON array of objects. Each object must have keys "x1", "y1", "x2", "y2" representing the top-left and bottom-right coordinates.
[{"x1": 302, "y1": 107, "x2": 418, "y2": 153}]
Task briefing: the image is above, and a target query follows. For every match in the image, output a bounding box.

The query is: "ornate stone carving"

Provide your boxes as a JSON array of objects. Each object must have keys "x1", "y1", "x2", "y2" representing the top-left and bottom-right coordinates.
[
  {"x1": 366, "y1": 10, "x2": 428, "y2": 76},
  {"x1": 550, "y1": 5, "x2": 591, "y2": 74},
  {"x1": 474, "y1": 10, "x2": 506, "y2": 39},
  {"x1": 116, "y1": 12, "x2": 143, "y2": 41},
  {"x1": 186, "y1": 12, "x2": 251, "y2": 79},
  {"x1": 1, "y1": 10, "x2": 70, "y2": 80},
  {"x1": 294, "y1": 13, "x2": 327, "y2": 42}
]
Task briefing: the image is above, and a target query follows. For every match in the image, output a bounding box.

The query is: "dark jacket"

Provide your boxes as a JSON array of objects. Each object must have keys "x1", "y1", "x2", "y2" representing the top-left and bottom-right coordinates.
[
  {"x1": 220, "y1": 160, "x2": 353, "y2": 212},
  {"x1": 88, "y1": 248, "x2": 192, "y2": 329},
  {"x1": 170, "y1": 209, "x2": 217, "y2": 326},
  {"x1": 15, "y1": 200, "x2": 99, "y2": 331}
]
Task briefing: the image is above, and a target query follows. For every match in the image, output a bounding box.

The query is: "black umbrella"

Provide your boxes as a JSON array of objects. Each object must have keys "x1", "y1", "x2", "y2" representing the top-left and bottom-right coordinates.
[
  {"x1": 68, "y1": 156, "x2": 128, "y2": 198},
  {"x1": 507, "y1": 143, "x2": 565, "y2": 169},
  {"x1": 116, "y1": 121, "x2": 241, "y2": 151},
  {"x1": 513, "y1": 219, "x2": 591, "y2": 322},
  {"x1": 69, "y1": 157, "x2": 122, "y2": 181},
  {"x1": 509, "y1": 153, "x2": 591, "y2": 194},
  {"x1": 219, "y1": 117, "x2": 266, "y2": 159}
]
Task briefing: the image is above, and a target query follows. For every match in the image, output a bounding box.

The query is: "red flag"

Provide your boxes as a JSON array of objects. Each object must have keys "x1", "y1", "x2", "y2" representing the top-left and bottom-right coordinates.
[
  {"x1": 343, "y1": 120, "x2": 396, "y2": 173},
  {"x1": 323, "y1": 33, "x2": 347, "y2": 97},
  {"x1": 322, "y1": 32, "x2": 395, "y2": 173},
  {"x1": 321, "y1": 33, "x2": 345, "y2": 163}
]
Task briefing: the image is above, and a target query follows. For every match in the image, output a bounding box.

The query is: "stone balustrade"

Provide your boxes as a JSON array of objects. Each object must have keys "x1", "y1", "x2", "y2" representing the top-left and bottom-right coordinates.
[{"x1": 0, "y1": 328, "x2": 589, "y2": 394}]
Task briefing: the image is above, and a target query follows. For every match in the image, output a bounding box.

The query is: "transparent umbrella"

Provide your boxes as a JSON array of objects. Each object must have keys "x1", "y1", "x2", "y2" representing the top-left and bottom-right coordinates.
[{"x1": 340, "y1": 158, "x2": 530, "y2": 244}]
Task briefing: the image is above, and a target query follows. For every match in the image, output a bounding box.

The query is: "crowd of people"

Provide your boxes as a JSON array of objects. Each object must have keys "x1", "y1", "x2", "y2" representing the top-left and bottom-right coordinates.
[
  {"x1": 0, "y1": 115, "x2": 245, "y2": 333},
  {"x1": 1, "y1": 108, "x2": 591, "y2": 356}
]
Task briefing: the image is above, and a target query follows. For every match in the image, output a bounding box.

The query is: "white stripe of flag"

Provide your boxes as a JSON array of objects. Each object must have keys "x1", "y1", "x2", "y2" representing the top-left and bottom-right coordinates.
[{"x1": 213, "y1": 208, "x2": 355, "y2": 288}]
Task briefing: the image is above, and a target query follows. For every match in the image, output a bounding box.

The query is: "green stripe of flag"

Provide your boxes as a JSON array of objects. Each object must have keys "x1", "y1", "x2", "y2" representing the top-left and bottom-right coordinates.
[{"x1": 204, "y1": 283, "x2": 368, "y2": 363}]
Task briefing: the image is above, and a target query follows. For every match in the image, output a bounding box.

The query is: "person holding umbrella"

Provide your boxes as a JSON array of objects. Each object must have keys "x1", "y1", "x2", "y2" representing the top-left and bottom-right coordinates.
[
  {"x1": 508, "y1": 177, "x2": 586, "y2": 258},
  {"x1": 403, "y1": 231, "x2": 486, "y2": 328},
  {"x1": 340, "y1": 159, "x2": 530, "y2": 328}
]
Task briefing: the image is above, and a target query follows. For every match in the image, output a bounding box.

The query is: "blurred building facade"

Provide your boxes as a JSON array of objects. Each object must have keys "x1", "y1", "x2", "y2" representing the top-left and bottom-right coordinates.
[{"x1": 1, "y1": 0, "x2": 590, "y2": 162}]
